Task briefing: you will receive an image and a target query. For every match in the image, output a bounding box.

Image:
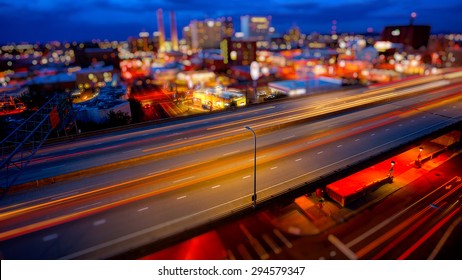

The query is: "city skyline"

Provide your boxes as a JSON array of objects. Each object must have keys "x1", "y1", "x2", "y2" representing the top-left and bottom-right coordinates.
[{"x1": 1, "y1": 0, "x2": 462, "y2": 44}]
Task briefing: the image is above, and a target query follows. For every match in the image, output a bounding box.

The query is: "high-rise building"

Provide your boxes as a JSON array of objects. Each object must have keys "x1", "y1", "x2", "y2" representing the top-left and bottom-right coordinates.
[
  {"x1": 381, "y1": 25, "x2": 431, "y2": 50},
  {"x1": 170, "y1": 11, "x2": 179, "y2": 51},
  {"x1": 221, "y1": 37, "x2": 257, "y2": 66},
  {"x1": 240, "y1": 16, "x2": 271, "y2": 40},
  {"x1": 183, "y1": 19, "x2": 225, "y2": 50},
  {"x1": 222, "y1": 17, "x2": 234, "y2": 38},
  {"x1": 129, "y1": 32, "x2": 156, "y2": 53},
  {"x1": 240, "y1": 15, "x2": 271, "y2": 49},
  {"x1": 156, "y1": 8, "x2": 166, "y2": 52}
]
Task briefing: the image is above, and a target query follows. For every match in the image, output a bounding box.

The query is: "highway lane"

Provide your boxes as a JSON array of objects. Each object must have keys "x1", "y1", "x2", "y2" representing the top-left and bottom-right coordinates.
[
  {"x1": 192, "y1": 152, "x2": 462, "y2": 260},
  {"x1": 2, "y1": 74, "x2": 453, "y2": 186},
  {"x1": 2, "y1": 83, "x2": 461, "y2": 209},
  {"x1": 323, "y1": 173, "x2": 462, "y2": 260},
  {"x1": 2, "y1": 79, "x2": 461, "y2": 208},
  {"x1": 0, "y1": 87, "x2": 461, "y2": 259}
]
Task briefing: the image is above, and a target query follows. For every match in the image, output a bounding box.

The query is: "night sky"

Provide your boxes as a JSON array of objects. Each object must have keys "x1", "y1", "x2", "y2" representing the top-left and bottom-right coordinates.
[{"x1": 1, "y1": 0, "x2": 462, "y2": 44}]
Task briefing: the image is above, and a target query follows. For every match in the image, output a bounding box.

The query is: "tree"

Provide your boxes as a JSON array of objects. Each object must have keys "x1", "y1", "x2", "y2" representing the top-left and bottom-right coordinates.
[
  {"x1": 128, "y1": 97, "x2": 144, "y2": 123},
  {"x1": 106, "y1": 110, "x2": 131, "y2": 128}
]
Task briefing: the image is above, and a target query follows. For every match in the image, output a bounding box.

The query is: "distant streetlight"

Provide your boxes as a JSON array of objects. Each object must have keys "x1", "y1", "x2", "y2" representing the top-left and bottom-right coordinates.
[
  {"x1": 250, "y1": 61, "x2": 260, "y2": 103},
  {"x1": 244, "y1": 125, "x2": 257, "y2": 208},
  {"x1": 186, "y1": 77, "x2": 193, "y2": 111},
  {"x1": 416, "y1": 146, "x2": 423, "y2": 168},
  {"x1": 389, "y1": 160, "x2": 395, "y2": 179}
]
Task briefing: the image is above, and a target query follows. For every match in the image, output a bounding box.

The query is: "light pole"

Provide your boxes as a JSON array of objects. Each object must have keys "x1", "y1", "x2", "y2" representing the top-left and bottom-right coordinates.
[
  {"x1": 417, "y1": 146, "x2": 423, "y2": 167},
  {"x1": 244, "y1": 126, "x2": 257, "y2": 208},
  {"x1": 389, "y1": 160, "x2": 395, "y2": 180},
  {"x1": 250, "y1": 61, "x2": 260, "y2": 104}
]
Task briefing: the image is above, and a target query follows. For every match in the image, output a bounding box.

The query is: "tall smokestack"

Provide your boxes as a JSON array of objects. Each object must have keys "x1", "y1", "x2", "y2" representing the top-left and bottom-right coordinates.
[
  {"x1": 170, "y1": 11, "x2": 179, "y2": 51},
  {"x1": 157, "y1": 8, "x2": 165, "y2": 52}
]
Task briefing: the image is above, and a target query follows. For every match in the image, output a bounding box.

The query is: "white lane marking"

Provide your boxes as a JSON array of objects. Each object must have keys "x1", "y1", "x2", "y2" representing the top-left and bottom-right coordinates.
[
  {"x1": 50, "y1": 191, "x2": 79, "y2": 200},
  {"x1": 42, "y1": 164, "x2": 65, "y2": 171},
  {"x1": 211, "y1": 185, "x2": 221, "y2": 189},
  {"x1": 306, "y1": 139, "x2": 320, "y2": 145},
  {"x1": 237, "y1": 244, "x2": 253, "y2": 260},
  {"x1": 93, "y1": 219, "x2": 106, "y2": 226},
  {"x1": 355, "y1": 138, "x2": 360, "y2": 141},
  {"x1": 337, "y1": 144, "x2": 343, "y2": 148},
  {"x1": 148, "y1": 169, "x2": 170, "y2": 176},
  {"x1": 43, "y1": 233, "x2": 59, "y2": 242},
  {"x1": 270, "y1": 166, "x2": 278, "y2": 170},
  {"x1": 243, "y1": 175, "x2": 251, "y2": 179},
  {"x1": 173, "y1": 176, "x2": 195, "y2": 183},
  {"x1": 346, "y1": 176, "x2": 460, "y2": 248},
  {"x1": 74, "y1": 202, "x2": 100, "y2": 211},
  {"x1": 177, "y1": 196, "x2": 187, "y2": 200},
  {"x1": 371, "y1": 133, "x2": 375, "y2": 136},
  {"x1": 328, "y1": 234, "x2": 358, "y2": 260},
  {"x1": 123, "y1": 148, "x2": 140, "y2": 153},
  {"x1": 248, "y1": 155, "x2": 266, "y2": 162},
  {"x1": 399, "y1": 124, "x2": 403, "y2": 126},
  {"x1": 386, "y1": 128, "x2": 390, "y2": 131},
  {"x1": 223, "y1": 150, "x2": 240, "y2": 156},
  {"x1": 317, "y1": 151, "x2": 324, "y2": 154},
  {"x1": 295, "y1": 158, "x2": 302, "y2": 162},
  {"x1": 262, "y1": 233, "x2": 282, "y2": 254},
  {"x1": 227, "y1": 250, "x2": 236, "y2": 260},
  {"x1": 240, "y1": 224, "x2": 269, "y2": 260},
  {"x1": 67, "y1": 147, "x2": 77, "y2": 151},
  {"x1": 282, "y1": 135, "x2": 295, "y2": 140},
  {"x1": 138, "y1": 207, "x2": 149, "y2": 212},
  {"x1": 274, "y1": 229, "x2": 292, "y2": 248},
  {"x1": 95, "y1": 142, "x2": 103, "y2": 145}
]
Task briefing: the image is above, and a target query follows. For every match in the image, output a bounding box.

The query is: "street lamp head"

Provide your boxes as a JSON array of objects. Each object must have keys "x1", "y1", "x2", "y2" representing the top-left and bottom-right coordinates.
[
  {"x1": 419, "y1": 146, "x2": 423, "y2": 151},
  {"x1": 244, "y1": 126, "x2": 250, "y2": 130},
  {"x1": 391, "y1": 161, "x2": 395, "y2": 166},
  {"x1": 250, "y1": 61, "x2": 260, "y2": 81}
]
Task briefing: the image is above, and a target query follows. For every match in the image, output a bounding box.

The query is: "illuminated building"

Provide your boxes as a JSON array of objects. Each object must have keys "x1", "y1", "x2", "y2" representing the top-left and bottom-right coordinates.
[
  {"x1": 220, "y1": 38, "x2": 257, "y2": 66},
  {"x1": 381, "y1": 25, "x2": 431, "y2": 50},
  {"x1": 222, "y1": 17, "x2": 234, "y2": 38},
  {"x1": 268, "y1": 77, "x2": 341, "y2": 97},
  {"x1": 75, "y1": 65, "x2": 116, "y2": 91},
  {"x1": 72, "y1": 42, "x2": 120, "y2": 70},
  {"x1": 156, "y1": 8, "x2": 166, "y2": 52},
  {"x1": 192, "y1": 86, "x2": 246, "y2": 109},
  {"x1": 240, "y1": 15, "x2": 271, "y2": 48},
  {"x1": 129, "y1": 32, "x2": 156, "y2": 53},
  {"x1": 183, "y1": 19, "x2": 225, "y2": 50}
]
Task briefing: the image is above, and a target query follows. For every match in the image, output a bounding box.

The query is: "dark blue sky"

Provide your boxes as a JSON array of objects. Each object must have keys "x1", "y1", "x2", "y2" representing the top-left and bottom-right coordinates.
[{"x1": 1, "y1": 0, "x2": 461, "y2": 44}]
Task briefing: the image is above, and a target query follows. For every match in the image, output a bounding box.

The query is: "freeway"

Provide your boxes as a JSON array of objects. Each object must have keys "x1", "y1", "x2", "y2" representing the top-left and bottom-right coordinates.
[
  {"x1": 0, "y1": 74, "x2": 462, "y2": 259},
  {"x1": 1, "y1": 74, "x2": 453, "y2": 186}
]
